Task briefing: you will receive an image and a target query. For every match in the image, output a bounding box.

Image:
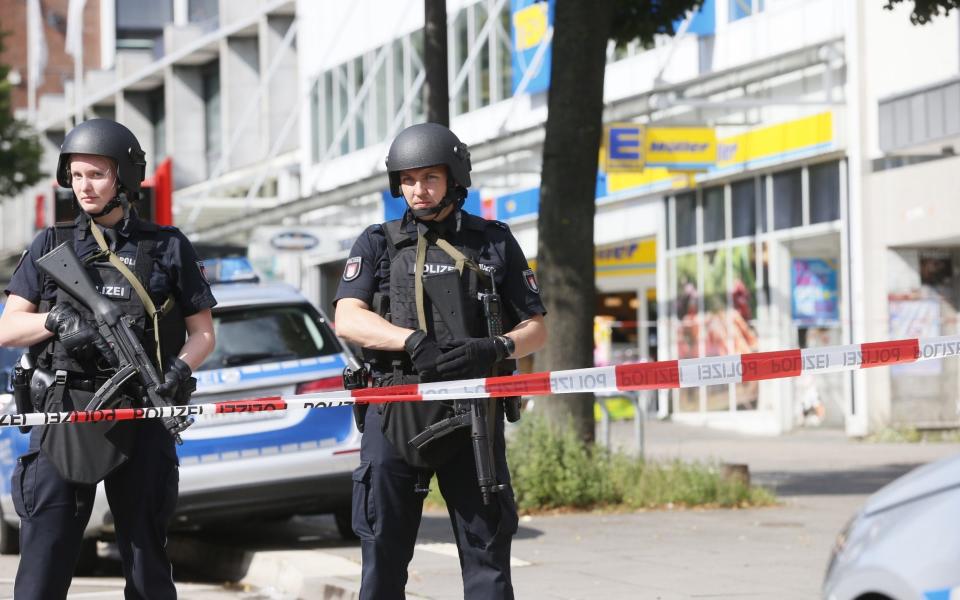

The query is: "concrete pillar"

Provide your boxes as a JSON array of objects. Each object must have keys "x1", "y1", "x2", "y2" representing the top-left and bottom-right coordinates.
[
  {"x1": 262, "y1": 15, "x2": 298, "y2": 157},
  {"x1": 222, "y1": 35, "x2": 261, "y2": 170},
  {"x1": 116, "y1": 90, "x2": 157, "y2": 175},
  {"x1": 165, "y1": 65, "x2": 207, "y2": 188}
]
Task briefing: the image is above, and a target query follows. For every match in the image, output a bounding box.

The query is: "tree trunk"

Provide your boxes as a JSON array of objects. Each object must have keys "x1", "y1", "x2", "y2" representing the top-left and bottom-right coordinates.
[
  {"x1": 423, "y1": 0, "x2": 450, "y2": 126},
  {"x1": 535, "y1": 0, "x2": 613, "y2": 444}
]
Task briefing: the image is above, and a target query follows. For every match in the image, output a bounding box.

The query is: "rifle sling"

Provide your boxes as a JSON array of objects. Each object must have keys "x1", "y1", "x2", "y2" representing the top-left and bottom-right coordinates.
[
  {"x1": 89, "y1": 224, "x2": 170, "y2": 368},
  {"x1": 413, "y1": 226, "x2": 490, "y2": 333}
]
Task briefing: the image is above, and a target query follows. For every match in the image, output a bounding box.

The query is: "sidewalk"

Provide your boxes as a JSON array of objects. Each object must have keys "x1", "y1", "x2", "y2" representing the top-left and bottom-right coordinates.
[{"x1": 239, "y1": 420, "x2": 960, "y2": 599}]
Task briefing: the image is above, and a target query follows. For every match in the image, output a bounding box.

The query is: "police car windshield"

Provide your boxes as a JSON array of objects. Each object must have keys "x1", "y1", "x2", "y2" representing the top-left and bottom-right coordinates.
[{"x1": 199, "y1": 303, "x2": 340, "y2": 370}]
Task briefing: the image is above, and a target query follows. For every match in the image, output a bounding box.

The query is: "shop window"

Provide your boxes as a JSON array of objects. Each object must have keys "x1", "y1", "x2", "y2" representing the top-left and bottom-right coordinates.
[
  {"x1": 703, "y1": 187, "x2": 725, "y2": 243},
  {"x1": 773, "y1": 168, "x2": 802, "y2": 230},
  {"x1": 674, "y1": 252, "x2": 700, "y2": 413},
  {"x1": 664, "y1": 198, "x2": 672, "y2": 250},
  {"x1": 704, "y1": 248, "x2": 729, "y2": 411},
  {"x1": 731, "y1": 178, "x2": 756, "y2": 238},
  {"x1": 675, "y1": 193, "x2": 697, "y2": 248},
  {"x1": 759, "y1": 176, "x2": 768, "y2": 232},
  {"x1": 810, "y1": 161, "x2": 840, "y2": 224},
  {"x1": 731, "y1": 243, "x2": 759, "y2": 410}
]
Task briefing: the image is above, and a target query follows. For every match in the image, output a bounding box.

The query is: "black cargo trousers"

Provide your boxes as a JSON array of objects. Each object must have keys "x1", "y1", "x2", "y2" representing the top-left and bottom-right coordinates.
[
  {"x1": 352, "y1": 403, "x2": 518, "y2": 600},
  {"x1": 12, "y1": 386, "x2": 179, "y2": 600}
]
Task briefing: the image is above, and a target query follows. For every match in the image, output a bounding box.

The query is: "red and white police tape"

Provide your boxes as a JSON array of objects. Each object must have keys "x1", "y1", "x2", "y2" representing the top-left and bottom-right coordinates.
[{"x1": 3, "y1": 334, "x2": 960, "y2": 429}]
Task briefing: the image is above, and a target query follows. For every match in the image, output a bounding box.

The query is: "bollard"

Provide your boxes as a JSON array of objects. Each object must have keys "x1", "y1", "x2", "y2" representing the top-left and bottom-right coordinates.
[{"x1": 721, "y1": 463, "x2": 751, "y2": 487}]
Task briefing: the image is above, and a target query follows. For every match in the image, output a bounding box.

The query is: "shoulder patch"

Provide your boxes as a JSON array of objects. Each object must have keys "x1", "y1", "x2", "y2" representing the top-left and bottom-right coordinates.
[
  {"x1": 342, "y1": 256, "x2": 363, "y2": 282},
  {"x1": 522, "y1": 269, "x2": 540, "y2": 294},
  {"x1": 197, "y1": 261, "x2": 209, "y2": 285}
]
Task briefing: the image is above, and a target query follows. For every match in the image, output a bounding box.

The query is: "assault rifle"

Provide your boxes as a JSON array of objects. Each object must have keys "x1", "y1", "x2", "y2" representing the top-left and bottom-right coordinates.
[
  {"x1": 36, "y1": 242, "x2": 193, "y2": 440},
  {"x1": 411, "y1": 270, "x2": 505, "y2": 505}
]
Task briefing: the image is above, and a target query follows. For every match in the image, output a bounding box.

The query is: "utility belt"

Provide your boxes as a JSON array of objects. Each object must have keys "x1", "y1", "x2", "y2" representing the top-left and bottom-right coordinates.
[
  {"x1": 13, "y1": 361, "x2": 140, "y2": 434},
  {"x1": 54, "y1": 372, "x2": 111, "y2": 393}
]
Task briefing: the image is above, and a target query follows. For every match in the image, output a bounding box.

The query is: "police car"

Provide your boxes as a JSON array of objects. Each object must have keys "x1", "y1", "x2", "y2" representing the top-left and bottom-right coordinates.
[{"x1": 0, "y1": 258, "x2": 360, "y2": 562}]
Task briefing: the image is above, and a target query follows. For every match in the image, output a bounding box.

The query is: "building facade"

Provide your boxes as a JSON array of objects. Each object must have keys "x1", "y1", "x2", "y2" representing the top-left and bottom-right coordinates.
[{"x1": 6, "y1": 0, "x2": 960, "y2": 435}]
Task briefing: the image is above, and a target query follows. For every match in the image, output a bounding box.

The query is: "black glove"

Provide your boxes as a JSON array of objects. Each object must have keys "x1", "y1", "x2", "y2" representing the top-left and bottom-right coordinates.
[
  {"x1": 156, "y1": 358, "x2": 195, "y2": 441},
  {"x1": 404, "y1": 330, "x2": 442, "y2": 382},
  {"x1": 436, "y1": 337, "x2": 506, "y2": 380},
  {"x1": 45, "y1": 304, "x2": 118, "y2": 366},
  {"x1": 156, "y1": 357, "x2": 192, "y2": 401}
]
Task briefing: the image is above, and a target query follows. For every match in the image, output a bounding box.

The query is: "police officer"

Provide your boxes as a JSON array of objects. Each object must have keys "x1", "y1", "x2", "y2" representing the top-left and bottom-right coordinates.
[
  {"x1": 0, "y1": 119, "x2": 216, "y2": 599},
  {"x1": 334, "y1": 122, "x2": 547, "y2": 599}
]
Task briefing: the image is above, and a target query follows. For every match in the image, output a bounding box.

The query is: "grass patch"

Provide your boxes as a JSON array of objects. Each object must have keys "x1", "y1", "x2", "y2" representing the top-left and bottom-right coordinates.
[
  {"x1": 425, "y1": 414, "x2": 776, "y2": 513},
  {"x1": 864, "y1": 426, "x2": 960, "y2": 443}
]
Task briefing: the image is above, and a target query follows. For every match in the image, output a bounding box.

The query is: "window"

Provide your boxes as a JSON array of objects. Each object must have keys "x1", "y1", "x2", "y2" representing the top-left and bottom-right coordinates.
[
  {"x1": 199, "y1": 304, "x2": 340, "y2": 371},
  {"x1": 675, "y1": 193, "x2": 697, "y2": 248},
  {"x1": 729, "y1": 0, "x2": 763, "y2": 21},
  {"x1": 773, "y1": 169, "x2": 802, "y2": 230},
  {"x1": 703, "y1": 186, "x2": 725, "y2": 243},
  {"x1": 308, "y1": 2, "x2": 512, "y2": 159},
  {"x1": 188, "y1": 0, "x2": 218, "y2": 27},
  {"x1": 731, "y1": 178, "x2": 756, "y2": 238},
  {"x1": 809, "y1": 161, "x2": 840, "y2": 224},
  {"x1": 117, "y1": 0, "x2": 171, "y2": 51}
]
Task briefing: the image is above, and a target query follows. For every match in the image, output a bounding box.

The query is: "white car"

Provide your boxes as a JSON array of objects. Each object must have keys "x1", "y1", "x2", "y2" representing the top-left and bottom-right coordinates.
[
  {"x1": 823, "y1": 452, "x2": 960, "y2": 600},
  {"x1": 0, "y1": 261, "x2": 361, "y2": 569}
]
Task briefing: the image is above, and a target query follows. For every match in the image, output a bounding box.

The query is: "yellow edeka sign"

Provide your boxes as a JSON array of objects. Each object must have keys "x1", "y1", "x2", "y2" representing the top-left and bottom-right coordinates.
[{"x1": 604, "y1": 123, "x2": 717, "y2": 173}]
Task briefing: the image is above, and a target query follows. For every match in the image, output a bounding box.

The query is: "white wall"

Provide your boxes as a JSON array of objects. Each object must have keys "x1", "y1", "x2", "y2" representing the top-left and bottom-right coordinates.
[
  {"x1": 862, "y1": 2, "x2": 960, "y2": 158},
  {"x1": 862, "y1": 154, "x2": 960, "y2": 430}
]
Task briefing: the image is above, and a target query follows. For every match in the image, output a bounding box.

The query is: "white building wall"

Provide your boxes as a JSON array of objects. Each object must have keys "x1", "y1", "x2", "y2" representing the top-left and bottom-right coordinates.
[
  {"x1": 862, "y1": 154, "x2": 960, "y2": 430},
  {"x1": 861, "y1": 2, "x2": 960, "y2": 158}
]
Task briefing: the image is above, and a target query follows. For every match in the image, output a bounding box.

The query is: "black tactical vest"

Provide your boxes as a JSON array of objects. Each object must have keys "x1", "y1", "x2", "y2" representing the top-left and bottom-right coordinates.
[
  {"x1": 376, "y1": 217, "x2": 493, "y2": 469},
  {"x1": 35, "y1": 220, "x2": 186, "y2": 484}
]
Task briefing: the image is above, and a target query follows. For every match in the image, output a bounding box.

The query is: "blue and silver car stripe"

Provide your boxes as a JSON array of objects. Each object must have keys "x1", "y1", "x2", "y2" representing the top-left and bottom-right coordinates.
[{"x1": 195, "y1": 354, "x2": 347, "y2": 393}]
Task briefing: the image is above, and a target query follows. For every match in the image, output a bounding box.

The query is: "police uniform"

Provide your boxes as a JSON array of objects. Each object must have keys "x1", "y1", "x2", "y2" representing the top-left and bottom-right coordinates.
[
  {"x1": 335, "y1": 209, "x2": 545, "y2": 600},
  {"x1": 4, "y1": 213, "x2": 216, "y2": 599}
]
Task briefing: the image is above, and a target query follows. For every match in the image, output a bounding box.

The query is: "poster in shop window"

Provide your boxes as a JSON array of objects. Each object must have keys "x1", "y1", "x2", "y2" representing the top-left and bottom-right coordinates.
[
  {"x1": 791, "y1": 259, "x2": 839, "y2": 326},
  {"x1": 889, "y1": 297, "x2": 941, "y2": 375}
]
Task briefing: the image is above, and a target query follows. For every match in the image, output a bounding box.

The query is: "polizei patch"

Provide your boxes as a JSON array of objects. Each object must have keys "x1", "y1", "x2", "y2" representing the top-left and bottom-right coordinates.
[
  {"x1": 342, "y1": 256, "x2": 363, "y2": 281},
  {"x1": 522, "y1": 269, "x2": 540, "y2": 294}
]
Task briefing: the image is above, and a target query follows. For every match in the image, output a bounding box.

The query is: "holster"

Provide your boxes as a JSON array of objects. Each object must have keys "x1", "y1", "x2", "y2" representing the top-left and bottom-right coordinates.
[{"x1": 12, "y1": 357, "x2": 34, "y2": 434}]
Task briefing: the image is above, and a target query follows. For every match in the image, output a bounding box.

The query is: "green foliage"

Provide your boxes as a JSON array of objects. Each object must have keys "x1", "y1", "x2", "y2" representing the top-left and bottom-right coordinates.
[
  {"x1": 865, "y1": 426, "x2": 960, "y2": 443},
  {"x1": 884, "y1": 0, "x2": 960, "y2": 25},
  {"x1": 611, "y1": 0, "x2": 704, "y2": 48},
  {"x1": 428, "y1": 415, "x2": 776, "y2": 512},
  {"x1": 0, "y1": 32, "x2": 44, "y2": 197}
]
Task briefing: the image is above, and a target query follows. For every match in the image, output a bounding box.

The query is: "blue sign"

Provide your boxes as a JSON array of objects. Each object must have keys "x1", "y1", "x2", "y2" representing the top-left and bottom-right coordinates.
[
  {"x1": 382, "y1": 189, "x2": 482, "y2": 222},
  {"x1": 673, "y1": 0, "x2": 715, "y2": 36},
  {"x1": 511, "y1": 0, "x2": 555, "y2": 95},
  {"x1": 608, "y1": 127, "x2": 643, "y2": 161},
  {"x1": 791, "y1": 258, "x2": 839, "y2": 326}
]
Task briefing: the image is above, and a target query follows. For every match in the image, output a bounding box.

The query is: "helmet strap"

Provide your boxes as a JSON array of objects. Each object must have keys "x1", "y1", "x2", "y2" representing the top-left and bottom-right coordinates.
[
  {"x1": 84, "y1": 192, "x2": 129, "y2": 219},
  {"x1": 409, "y1": 185, "x2": 466, "y2": 220}
]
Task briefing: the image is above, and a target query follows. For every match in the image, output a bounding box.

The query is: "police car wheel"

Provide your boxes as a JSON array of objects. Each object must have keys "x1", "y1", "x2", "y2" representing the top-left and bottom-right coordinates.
[
  {"x1": 0, "y1": 507, "x2": 18, "y2": 555},
  {"x1": 334, "y1": 507, "x2": 357, "y2": 541}
]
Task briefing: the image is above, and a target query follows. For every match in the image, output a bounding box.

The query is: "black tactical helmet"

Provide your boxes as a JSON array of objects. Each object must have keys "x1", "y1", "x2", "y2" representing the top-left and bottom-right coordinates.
[
  {"x1": 385, "y1": 122, "x2": 471, "y2": 198},
  {"x1": 56, "y1": 119, "x2": 147, "y2": 194}
]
